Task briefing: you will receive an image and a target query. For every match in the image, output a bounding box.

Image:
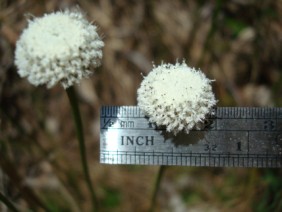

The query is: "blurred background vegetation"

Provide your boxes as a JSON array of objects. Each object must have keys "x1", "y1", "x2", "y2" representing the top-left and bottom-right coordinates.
[{"x1": 0, "y1": 0, "x2": 281, "y2": 211}]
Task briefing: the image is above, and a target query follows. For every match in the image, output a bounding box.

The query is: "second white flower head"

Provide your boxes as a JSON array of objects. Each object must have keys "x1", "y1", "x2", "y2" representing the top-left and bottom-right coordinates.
[
  {"x1": 15, "y1": 9, "x2": 104, "y2": 88},
  {"x1": 137, "y1": 61, "x2": 217, "y2": 135}
]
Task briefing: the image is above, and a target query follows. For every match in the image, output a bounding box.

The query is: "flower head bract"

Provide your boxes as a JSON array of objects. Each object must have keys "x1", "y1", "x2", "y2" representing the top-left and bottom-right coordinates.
[
  {"x1": 137, "y1": 61, "x2": 217, "y2": 135},
  {"x1": 15, "y1": 9, "x2": 104, "y2": 88}
]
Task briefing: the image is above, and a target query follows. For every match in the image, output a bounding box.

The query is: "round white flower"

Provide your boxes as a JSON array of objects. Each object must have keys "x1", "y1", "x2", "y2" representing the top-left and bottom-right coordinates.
[
  {"x1": 137, "y1": 61, "x2": 217, "y2": 135},
  {"x1": 15, "y1": 9, "x2": 104, "y2": 88}
]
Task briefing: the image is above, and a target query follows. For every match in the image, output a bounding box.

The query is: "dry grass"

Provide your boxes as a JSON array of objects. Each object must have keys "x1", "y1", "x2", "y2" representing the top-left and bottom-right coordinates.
[{"x1": 0, "y1": 0, "x2": 282, "y2": 211}]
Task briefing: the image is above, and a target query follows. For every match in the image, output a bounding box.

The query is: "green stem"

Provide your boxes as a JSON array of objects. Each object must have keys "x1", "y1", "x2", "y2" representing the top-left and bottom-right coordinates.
[
  {"x1": 0, "y1": 191, "x2": 19, "y2": 212},
  {"x1": 149, "y1": 165, "x2": 167, "y2": 212},
  {"x1": 66, "y1": 86, "x2": 98, "y2": 211}
]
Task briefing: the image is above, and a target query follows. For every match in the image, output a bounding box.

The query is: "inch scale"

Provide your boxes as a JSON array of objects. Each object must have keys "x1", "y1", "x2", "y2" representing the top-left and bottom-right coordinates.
[{"x1": 100, "y1": 106, "x2": 282, "y2": 168}]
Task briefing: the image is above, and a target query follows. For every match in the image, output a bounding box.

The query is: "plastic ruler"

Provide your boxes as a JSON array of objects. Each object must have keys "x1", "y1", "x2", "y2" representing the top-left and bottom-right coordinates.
[{"x1": 100, "y1": 106, "x2": 282, "y2": 168}]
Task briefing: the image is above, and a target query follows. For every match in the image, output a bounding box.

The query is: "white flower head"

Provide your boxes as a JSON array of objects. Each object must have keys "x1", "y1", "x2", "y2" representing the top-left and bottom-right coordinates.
[
  {"x1": 137, "y1": 61, "x2": 217, "y2": 135},
  {"x1": 15, "y1": 9, "x2": 104, "y2": 89}
]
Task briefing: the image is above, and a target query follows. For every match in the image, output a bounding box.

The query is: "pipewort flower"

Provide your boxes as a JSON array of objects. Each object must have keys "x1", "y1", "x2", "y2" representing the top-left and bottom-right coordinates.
[
  {"x1": 14, "y1": 9, "x2": 103, "y2": 210},
  {"x1": 15, "y1": 9, "x2": 104, "y2": 88},
  {"x1": 137, "y1": 61, "x2": 217, "y2": 135}
]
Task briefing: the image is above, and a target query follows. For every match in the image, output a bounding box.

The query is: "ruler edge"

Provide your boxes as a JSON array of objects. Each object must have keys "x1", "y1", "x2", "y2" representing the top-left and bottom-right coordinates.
[{"x1": 100, "y1": 106, "x2": 282, "y2": 119}]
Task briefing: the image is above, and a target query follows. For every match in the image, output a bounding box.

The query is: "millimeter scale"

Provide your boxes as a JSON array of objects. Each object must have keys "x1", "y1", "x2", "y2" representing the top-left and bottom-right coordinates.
[{"x1": 100, "y1": 106, "x2": 282, "y2": 168}]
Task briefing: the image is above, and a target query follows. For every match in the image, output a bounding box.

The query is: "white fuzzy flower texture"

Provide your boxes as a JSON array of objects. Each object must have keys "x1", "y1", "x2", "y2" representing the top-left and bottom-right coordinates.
[
  {"x1": 137, "y1": 61, "x2": 217, "y2": 135},
  {"x1": 15, "y1": 9, "x2": 104, "y2": 88}
]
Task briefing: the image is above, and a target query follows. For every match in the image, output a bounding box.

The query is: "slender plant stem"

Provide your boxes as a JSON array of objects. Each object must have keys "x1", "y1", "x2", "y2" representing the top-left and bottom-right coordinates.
[
  {"x1": 0, "y1": 191, "x2": 19, "y2": 212},
  {"x1": 150, "y1": 165, "x2": 167, "y2": 212},
  {"x1": 66, "y1": 86, "x2": 98, "y2": 211}
]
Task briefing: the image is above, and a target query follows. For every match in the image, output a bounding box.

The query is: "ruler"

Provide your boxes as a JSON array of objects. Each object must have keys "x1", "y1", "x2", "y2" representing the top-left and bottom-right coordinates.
[{"x1": 100, "y1": 106, "x2": 282, "y2": 168}]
